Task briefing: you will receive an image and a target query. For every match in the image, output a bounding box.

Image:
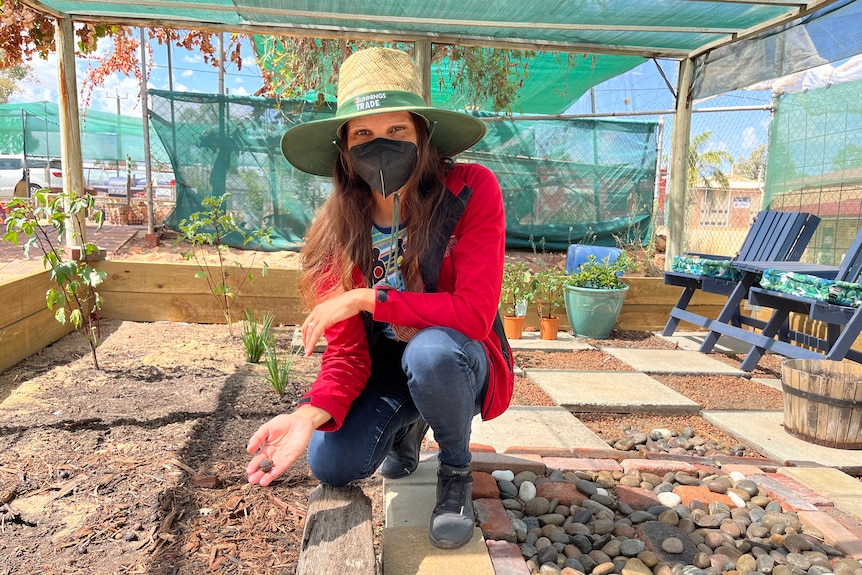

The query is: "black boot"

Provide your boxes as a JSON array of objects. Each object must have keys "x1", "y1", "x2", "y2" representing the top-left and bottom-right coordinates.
[
  {"x1": 428, "y1": 463, "x2": 475, "y2": 549},
  {"x1": 379, "y1": 418, "x2": 430, "y2": 479}
]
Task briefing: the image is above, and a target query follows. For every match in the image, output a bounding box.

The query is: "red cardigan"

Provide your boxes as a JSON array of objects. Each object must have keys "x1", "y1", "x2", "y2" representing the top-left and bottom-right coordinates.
[{"x1": 300, "y1": 163, "x2": 515, "y2": 431}]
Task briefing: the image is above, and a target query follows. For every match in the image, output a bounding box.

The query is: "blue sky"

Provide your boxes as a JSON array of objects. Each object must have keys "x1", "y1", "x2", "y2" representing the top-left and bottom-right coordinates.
[{"x1": 15, "y1": 35, "x2": 263, "y2": 115}]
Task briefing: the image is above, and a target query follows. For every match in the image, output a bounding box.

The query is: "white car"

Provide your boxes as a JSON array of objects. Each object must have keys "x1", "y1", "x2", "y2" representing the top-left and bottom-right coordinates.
[{"x1": 0, "y1": 155, "x2": 63, "y2": 195}]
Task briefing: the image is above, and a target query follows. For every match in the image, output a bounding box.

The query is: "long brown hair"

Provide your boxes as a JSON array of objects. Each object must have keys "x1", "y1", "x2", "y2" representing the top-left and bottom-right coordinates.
[{"x1": 298, "y1": 113, "x2": 453, "y2": 308}]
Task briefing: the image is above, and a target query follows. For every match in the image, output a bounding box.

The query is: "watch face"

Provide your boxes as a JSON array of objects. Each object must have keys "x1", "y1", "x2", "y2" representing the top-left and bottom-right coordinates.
[{"x1": 377, "y1": 289, "x2": 388, "y2": 303}]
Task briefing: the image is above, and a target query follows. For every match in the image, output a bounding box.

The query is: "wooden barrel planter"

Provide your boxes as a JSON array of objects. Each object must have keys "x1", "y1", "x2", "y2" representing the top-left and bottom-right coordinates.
[{"x1": 781, "y1": 359, "x2": 862, "y2": 449}]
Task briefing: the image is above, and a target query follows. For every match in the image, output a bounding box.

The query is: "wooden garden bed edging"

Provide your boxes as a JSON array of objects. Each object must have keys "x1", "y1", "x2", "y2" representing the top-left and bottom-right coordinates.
[
  {"x1": 0, "y1": 270, "x2": 74, "y2": 373},
  {"x1": 296, "y1": 484, "x2": 376, "y2": 575},
  {"x1": 95, "y1": 261, "x2": 304, "y2": 325},
  {"x1": 0, "y1": 262, "x2": 745, "y2": 373}
]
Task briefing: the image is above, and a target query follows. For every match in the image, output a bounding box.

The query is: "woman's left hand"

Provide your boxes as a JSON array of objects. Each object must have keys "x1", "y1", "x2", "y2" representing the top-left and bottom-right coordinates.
[{"x1": 301, "y1": 288, "x2": 375, "y2": 355}]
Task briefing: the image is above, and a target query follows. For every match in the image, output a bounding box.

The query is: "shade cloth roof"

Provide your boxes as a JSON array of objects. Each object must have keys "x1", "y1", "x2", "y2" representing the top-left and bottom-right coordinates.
[{"x1": 24, "y1": 0, "x2": 843, "y2": 60}]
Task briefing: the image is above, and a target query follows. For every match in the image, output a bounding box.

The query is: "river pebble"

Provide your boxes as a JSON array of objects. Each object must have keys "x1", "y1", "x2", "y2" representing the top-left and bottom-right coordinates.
[{"x1": 488, "y1": 427, "x2": 862, "y2": 575}]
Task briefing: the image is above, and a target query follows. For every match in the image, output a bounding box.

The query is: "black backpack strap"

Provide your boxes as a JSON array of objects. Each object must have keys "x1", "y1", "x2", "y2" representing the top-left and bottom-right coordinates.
[{"x1": 420, "y1": 182, "x2": 472, "y2": 293}]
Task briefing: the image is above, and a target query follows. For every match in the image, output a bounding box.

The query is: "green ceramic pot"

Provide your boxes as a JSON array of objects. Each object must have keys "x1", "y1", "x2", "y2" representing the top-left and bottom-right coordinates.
[{"x1": 564, "y1": 284, "x2": 629, "y2": 339}]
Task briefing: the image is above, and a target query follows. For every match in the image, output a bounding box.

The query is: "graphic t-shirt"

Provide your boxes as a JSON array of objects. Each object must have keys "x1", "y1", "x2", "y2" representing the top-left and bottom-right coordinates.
[{"x1": 371, "y1": 223, "x2": 407, "y2": 340}]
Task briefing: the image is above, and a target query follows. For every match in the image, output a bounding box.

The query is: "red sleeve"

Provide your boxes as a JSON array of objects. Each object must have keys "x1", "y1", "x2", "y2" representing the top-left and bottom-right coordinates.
[
  {"x1": 373, "y1": 164, "x2": 505, "y2": 340},
  {"x1": 299, "y1": 269, "x2": 372, "y2": 432}
]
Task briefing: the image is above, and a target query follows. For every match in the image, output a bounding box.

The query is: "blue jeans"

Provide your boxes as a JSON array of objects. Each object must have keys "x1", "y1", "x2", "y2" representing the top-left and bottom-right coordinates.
[{"x1": 307, "y1": 327, "x2": 489, "y2": 486}]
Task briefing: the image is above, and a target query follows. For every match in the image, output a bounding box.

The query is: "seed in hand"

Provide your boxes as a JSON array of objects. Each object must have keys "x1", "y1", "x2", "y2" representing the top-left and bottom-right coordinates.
[{"x1": 259, "y1": 458, "x2": 273, "y2": 473}]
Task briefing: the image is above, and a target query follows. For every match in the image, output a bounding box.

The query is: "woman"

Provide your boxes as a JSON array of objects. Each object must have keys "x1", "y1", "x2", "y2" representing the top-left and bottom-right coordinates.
[{"x1": 246, "y1": 47, "x2": 514, "y2": 550}]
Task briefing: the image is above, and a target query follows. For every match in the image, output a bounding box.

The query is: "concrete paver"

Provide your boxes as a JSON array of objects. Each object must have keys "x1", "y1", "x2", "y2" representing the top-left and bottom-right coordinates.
[
  {"x1": 382, "y1": 526, "x2": 493, "y2": 575},
  {"x1": 603, "y1": 348, "x2": 748, "y2": 375},
  {"x1": 702, "y1": 410, "x2": 862, "y2": 475},
  {"x1": 469, "y1": 405, "x2": 613, "y2": 452},
  {"x1": 385, "y1": 461, "x2": 438, "y2": 528},
  {"x1": 507, "y1": 331, "x2": 593, "y2": 352},
  {"x1": 386, "y1": 485, "x2": 437, "y2": 528},
  {"x1": 527, "y1": 370, "x2": 700, "y2": 413},
  {"x1": 779, "y1": 467, "x2": 862, "y2": 523},
  {"x1": 752, "y1": 377, "x2": 782, "y2": 390},
  {"x1": 654, "y1": 331, "x2": 755, "y2": 354},
  {"x1": 385, "y1": 458, "x2": 439, "y2": 487}
]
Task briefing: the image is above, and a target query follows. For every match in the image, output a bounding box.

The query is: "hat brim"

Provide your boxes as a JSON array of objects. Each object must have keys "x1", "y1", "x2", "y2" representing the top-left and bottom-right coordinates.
[{"x1": 281, "y1": 107, "x2": 486, "y2": 177}]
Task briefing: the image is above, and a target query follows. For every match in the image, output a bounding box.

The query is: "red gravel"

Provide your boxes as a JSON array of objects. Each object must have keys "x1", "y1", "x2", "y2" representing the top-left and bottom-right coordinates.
[{"x1": 510, "y1": 333, "x2": 784, "y2": 457}]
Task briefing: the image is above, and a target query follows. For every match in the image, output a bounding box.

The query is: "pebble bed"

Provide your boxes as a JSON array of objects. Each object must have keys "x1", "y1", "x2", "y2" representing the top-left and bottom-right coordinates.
[
  {"x1": 603, "y1": 427, "x2": 751, "y2": 458},
  {"x1": 489, "y1": 464, "x2": 862, "y2": 575}
]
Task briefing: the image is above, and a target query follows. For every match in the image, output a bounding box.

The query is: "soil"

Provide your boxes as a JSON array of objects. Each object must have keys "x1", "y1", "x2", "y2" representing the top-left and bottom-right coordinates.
[{"x1": 0, "y1": 234, "x2": 783, "y2": 574}]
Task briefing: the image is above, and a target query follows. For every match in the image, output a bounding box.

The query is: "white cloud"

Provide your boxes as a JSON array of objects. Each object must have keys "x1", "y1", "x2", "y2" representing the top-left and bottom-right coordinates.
[
  {"x1": 741, "y1": 126, "x2": 758, "y2": 150},
  {"x1": 92, "y1": 75, "x2": 143, "y2": 115},
  {"x1": 93, "y1": 36, "x2": 115, "y2": 58},
  {"x1": 25, "y1": 56, "x2": 57, "y2": 101},
  {"x1": 181, "y1": 69, "x2": 194, "y2": 78},
  {"x1": 230, "y1": 86, "x2": 249, "y2": 96},
  {"x1": 174, "y1": 83, "x2": 189, "y2": 92}
]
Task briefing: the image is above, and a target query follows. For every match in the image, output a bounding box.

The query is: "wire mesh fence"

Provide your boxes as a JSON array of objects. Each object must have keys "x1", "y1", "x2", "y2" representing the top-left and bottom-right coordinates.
[{"x1": 765, "y1": 79, "x2": 862, "y2": 266}]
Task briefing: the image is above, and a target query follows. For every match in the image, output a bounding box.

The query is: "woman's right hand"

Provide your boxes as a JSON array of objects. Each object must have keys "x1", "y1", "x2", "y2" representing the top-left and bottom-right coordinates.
[{"x1": 246, "y1": 407, "x2": 328, "y2": 486}]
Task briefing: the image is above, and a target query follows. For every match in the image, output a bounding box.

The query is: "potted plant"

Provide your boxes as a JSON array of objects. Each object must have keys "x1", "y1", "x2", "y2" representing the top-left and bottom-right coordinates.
[
  {"x1": 564, "y1": 251, "x2": 634, "y2": 339},
  {"x1": 501, "y1": 261, "x2": 536, "y2": 339},
  {"x1": 533, "y1": 266, "x2": 566, "y2": 340}
]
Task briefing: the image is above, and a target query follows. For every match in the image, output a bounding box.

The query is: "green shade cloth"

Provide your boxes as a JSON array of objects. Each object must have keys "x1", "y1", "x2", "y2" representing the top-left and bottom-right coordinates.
[
  {"x1": 0, "y1": 101, "x2": 169, "y2": 163},
  {"x1": 148, "y1": 90, "x2": 657, "y2": 252}
]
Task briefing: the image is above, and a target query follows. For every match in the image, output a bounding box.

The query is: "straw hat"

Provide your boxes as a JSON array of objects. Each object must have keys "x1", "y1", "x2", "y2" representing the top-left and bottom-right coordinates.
[{"x1": 280, "y1": 48, "x2": 486, "y2": 177}]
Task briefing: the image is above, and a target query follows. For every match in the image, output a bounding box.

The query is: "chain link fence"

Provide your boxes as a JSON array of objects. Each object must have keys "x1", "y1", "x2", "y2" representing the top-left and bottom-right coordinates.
[{"x1": 764, "y1": 78, "x2": 862, "y2": 266}]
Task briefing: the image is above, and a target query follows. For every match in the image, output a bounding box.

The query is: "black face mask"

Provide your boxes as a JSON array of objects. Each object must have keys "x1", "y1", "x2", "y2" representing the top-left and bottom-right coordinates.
[{"x1": 348, "y1": 138, "x2": 418, "y2": 198}]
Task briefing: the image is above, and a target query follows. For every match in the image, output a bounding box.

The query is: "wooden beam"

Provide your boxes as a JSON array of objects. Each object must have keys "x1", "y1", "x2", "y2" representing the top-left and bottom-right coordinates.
[
  {"x1": 0, "y1": 264, "x2": 774, "y2": 362},
  {"x1": 95, "y1": 261, "x2": 303, "y2": 325},
  {"x1": 54, "y1": 17, "x2": 87, "y2": 248},
  {"x1": 414, "y1": 40, "x2": 432, "y2": 106},
  {"x1": 296, "y1": 485, "x2": 375, "y2": 575},
  {"x1": 667, "y1": 58, "x2": 694, "y2": 268},
  {"x1": 17, "y1": 0, "x2": 64, "y2": 18},
  {"x1": 0, "y1": 307, "x2": 74, "y2": 373},
  {"x1": 0, "y1": 271, "x2": 54, "y2": 329}
]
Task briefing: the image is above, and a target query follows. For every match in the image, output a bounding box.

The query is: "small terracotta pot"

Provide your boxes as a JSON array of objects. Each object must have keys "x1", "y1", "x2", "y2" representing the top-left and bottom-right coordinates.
[
  {"x1": 539, "y1": 316, "x2": 560, "y2": 340},
  {"x1": 503, "y1": 315, "x2": 525, "y2": 340}
]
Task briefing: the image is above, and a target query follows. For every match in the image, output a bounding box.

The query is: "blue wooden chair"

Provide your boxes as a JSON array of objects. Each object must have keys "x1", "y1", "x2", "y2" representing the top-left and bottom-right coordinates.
[
  {"x1": 662, "y1": 210, "x2": 821, "y2": 338},
  {"x1": 731, "y1": 226, "x2": 862, "y2": 371}
]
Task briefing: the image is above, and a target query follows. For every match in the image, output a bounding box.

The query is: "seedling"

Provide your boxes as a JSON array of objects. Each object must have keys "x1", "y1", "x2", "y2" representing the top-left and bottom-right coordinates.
[
  {"x1": 264, "y1": 341, "x2": 301, "y2": 397},
  {"x1": 176, "y1": 193, "x2": 272, "y2": 336},
  {"x1": 242, "y1": 309, "x2": 275, "y2": 363}
]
